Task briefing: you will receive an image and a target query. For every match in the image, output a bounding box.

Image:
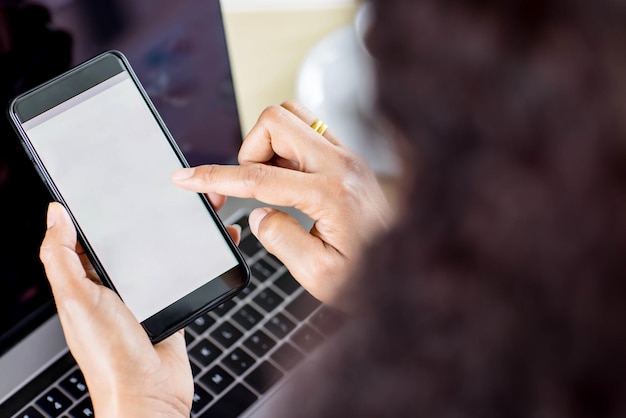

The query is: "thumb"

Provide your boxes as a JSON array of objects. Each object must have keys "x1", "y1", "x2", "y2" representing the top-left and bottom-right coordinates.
[
  {"x1": 248, "y1": 207, "x2": 329, "y2": 286},
  {"x1": 40, "y1": 202, "x2": 91, "y2": 301}
]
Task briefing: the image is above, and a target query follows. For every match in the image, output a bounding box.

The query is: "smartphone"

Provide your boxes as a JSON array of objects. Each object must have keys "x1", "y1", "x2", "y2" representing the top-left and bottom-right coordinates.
[{"x1": 7, "y1": 51, "x2": 249, "y2": 343}]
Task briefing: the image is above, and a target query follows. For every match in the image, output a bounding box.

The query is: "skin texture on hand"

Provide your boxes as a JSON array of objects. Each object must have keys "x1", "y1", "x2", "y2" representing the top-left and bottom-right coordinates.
[{"x1": 173, "y1": 100, "x2": 395, "y2": 306}]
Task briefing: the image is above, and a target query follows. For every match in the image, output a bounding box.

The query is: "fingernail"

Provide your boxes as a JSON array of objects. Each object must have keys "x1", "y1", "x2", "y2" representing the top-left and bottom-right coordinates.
[
  {"x1": 46, "y1": 203, "x2": 57, "y2": 229},
  {"x1": 249, "y1": 208, "x2": 271, "y2": 235},
  {"x1": 231, "y1": 224, "x2": 242, "y2": 236},
  {"x1": 172, "y1": 167, "x2": 195, "y2": 181},
  {"x1": 46, "y1": 202, "x2": 59, "y2": 229}
]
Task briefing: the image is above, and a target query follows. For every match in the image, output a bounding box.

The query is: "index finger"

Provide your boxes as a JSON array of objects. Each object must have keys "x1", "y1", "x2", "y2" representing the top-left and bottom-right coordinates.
[{"x1": 172, "y1": 163, "x2": 328, "y2": 216}]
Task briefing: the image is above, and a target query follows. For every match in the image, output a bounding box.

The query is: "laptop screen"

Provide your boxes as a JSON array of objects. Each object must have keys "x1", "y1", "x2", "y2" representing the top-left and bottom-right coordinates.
[{"x1": 0, "y1": 0, "x2": 241, "y2": 355}]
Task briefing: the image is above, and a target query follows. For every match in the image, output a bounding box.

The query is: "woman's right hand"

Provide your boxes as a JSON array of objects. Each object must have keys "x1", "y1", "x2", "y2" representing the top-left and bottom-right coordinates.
[{"x1": 173, "y1": 101, "x2": 394, "y2": 307}]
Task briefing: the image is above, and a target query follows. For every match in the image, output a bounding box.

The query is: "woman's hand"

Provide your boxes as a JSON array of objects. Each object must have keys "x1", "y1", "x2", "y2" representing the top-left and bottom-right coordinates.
[
  {"x1": 39, "y1": 200, "x2": 241, "y2": 418},
  {"x1": 173, "y1": 101, "x2": 394, "y2": 306},
  {"x1": 40, "y1": 202, "x2": 193, "y2": 418}
]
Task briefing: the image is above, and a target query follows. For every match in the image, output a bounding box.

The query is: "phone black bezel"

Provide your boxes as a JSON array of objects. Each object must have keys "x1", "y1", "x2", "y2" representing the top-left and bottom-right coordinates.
[{"x1": 7, "y1": 50, "x2": 250, "y2": 344}]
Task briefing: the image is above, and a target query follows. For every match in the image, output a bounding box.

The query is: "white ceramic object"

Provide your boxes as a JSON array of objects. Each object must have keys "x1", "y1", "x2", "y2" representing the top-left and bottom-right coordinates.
[{"x1": 295, "y1": 5, "x2": 399, "y2": 176}]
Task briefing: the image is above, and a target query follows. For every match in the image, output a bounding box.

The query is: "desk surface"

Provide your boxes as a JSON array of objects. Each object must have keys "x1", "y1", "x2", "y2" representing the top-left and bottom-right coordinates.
[{"x1": 222, "y1": 5, "x2": 358, "y2": 133}]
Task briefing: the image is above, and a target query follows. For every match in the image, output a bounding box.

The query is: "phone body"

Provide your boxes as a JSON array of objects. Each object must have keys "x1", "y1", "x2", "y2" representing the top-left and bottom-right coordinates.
[{"x1": 7, "y1": 51, "x2": 249, "y2": 343}]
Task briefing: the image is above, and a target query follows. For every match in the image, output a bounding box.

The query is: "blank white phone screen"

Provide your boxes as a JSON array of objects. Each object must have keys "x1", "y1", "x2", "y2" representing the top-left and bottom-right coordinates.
[{"x1": 23, "y1": 72, "x2": 238, "y2": 322}]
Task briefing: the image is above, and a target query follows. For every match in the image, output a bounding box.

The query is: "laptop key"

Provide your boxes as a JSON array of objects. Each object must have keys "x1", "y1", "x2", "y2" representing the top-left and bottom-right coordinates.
[
  {"x1": 60, "y1": 369, "x2": 88, "y2": 400},
  {"x1": 223, "y1": 347, "x2": 255, "y2": 376},
  {"x1": 291, "y1": 325, "x2": 324, "y2": 353},
  {"x1": 191, "y1": 384, "x2": 213, "y2": 414},
  {"x1": 189, "y1": 339, "x2": 222, "y2": 366},
  {"x1": 212, "y1": 299, "x2": 237, "y2": 317},
  {"x1": 15, "y1": 406, "x2": 45, "y2": 418},
  {"x1": 271, "y1": 343, "x2": 304, "y2": 371},
  {"x1": 198, "y1": 384, "x2": 257, "y2": 418},
  {"x1": 232, "y1": 305, "x2": 264, "y2": 330},
  {"x1": 251, "y1": 259, "x2": 277, "y2": 282},
  {"x1": 273, "y1": 271, "x2": 300, "y2": 295},
  {"x1": 244, "y1": 361, "x2": 284, "y2": 394},
  {"x1": 265, "y1": 313, "x2": 296, "y2": 339},
  {"x1": 210, "y1": 321, "x2": 243, "y2": 349},
  {"x1": 253, "y1": 288, "x2": 283, "y2": 313},
  {"x1": 233, "y1": 215, "x2": 250, "y2": 231},
  {"x1": 68, "y1": 397, "x2": 94, "y2": 417},
  {"x1": 187, "y1": 314, "x2": 216, "y2": 335},
  {"x1": 234, "y1": 280, "x2": 258, "y2": 301},
  {"x1": 199, "y1": 365, "x2": 234, "y2": 395},
  {"x1": 310, "y1": 305, "x2": 345, "y2": 336},
  {"x1": 244, "y1": 330, "x2": 276, "y2": 357},
  {"x1": 36, "y1": 388, "x2": 71, "y2": 416},
  {"x1": 239, "y1": 233, "x2": 263, "y2": 258},
  {"x1": 285, "y1": 291, "x2": 321, "y2": 321}
]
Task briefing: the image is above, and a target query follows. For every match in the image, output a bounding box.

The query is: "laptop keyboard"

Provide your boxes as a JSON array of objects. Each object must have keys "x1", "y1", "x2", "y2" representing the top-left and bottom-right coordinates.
[{"x1": 9, "y1": 214, "x2": 344, "y2": 418}]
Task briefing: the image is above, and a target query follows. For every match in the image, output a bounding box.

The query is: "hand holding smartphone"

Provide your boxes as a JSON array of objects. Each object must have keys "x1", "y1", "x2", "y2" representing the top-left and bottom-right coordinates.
[{"x1": 8, "y1": 51, "x2": 249, "y2": 343}]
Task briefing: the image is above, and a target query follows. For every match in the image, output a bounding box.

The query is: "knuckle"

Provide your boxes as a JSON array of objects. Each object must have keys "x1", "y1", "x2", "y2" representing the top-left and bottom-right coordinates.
[
  {"x1": 260, "y1": 104, "x2": 286, "y2": 122},
  {"x1": 320, "y1": 175, "x2": 352, "y2": 202},
  {"x1": 195, "y1": 164, "x2": 218, "y2": 182},
  {"x1": 254, "y1": 211, "x2": 290, "y2": 250},
  {"x1": 242, "y1": 163, "x2": 270, "y2": 189},
  {"x1": 336, "y1": 149, "x2": 366, "y2": 174},
  {"x1": 39, "y1": 244, "x2": 63, "y2": 266},
  {"x1": 39, "y1": 245, "x2": 53, "y2": 263},
  {"x1": 280, "y1": 99, "x2": 301, "y2": 115},
  {"x1": 255, "y1": 215, "x2": 280, "y2": 248},
  {"x1": 257, "y1": 221, "x2": 280, "y2": 246},
  {"x1": 281, "y1": 99, "x2": 298, "y2": 109}
]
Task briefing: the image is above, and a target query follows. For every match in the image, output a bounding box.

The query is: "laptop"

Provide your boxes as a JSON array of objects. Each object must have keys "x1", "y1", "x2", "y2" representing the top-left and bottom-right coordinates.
[{"x1": 0, "y1": 1, "x2": 344, "y2": 416}]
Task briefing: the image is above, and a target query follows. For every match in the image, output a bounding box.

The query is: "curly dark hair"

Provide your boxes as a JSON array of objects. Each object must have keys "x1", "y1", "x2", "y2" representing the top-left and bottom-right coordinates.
[{"x1": 282, "y1": 0, "x2": 626, "y2": 416}]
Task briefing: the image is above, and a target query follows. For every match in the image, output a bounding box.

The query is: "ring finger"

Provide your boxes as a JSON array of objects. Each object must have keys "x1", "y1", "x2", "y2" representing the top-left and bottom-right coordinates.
[{"x1": 280, "y1": 100, "x2": 343, "y2": 147}]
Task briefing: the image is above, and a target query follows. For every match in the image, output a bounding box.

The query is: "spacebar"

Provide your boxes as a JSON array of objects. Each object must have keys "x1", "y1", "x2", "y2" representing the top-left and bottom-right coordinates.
[{"x1": 199, "y1": 384, "x2": 258, "y2": 418}]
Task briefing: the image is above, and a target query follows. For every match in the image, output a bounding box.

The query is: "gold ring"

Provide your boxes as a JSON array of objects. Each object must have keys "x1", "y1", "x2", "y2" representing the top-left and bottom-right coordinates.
[{"x1": 311, "y1": 119, "x2": 328, "y2": 136}]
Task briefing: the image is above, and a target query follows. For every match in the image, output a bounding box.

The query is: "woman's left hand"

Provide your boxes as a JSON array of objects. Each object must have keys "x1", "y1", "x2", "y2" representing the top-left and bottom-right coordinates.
[{"x1": 40, "y1": 203, "x2": 193, "y2": 418}]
